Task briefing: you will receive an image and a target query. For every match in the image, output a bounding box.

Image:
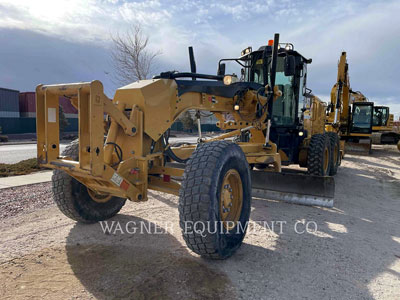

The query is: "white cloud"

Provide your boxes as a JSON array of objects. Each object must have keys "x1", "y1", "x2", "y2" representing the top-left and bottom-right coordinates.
[{"x1": 0, "y1": 0, "x2": 399, "y2": 115}]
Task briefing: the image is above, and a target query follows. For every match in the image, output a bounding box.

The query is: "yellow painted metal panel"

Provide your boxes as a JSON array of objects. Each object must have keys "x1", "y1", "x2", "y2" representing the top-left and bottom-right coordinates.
[
  {"x1": 89, "y1": 82, "x2": 105, "y2": 176},
  {"x1": 44, "y1": 90, "x2": 59, "y2": 162},
  {"x1": 36, "y1": 85, "x2": 46, "y2": 163},
  {"x1": 78, "y1": 89, "x2": 90, "y2": 170}
]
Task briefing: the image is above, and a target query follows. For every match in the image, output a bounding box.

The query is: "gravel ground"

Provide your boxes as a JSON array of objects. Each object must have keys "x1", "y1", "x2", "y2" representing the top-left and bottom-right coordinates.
[
  {"x1": 0, "y1": 182, "x2": 53, "y2": 218},
  {"x1": 0, "y1": 145, "x2": 399, "y2": 299}
]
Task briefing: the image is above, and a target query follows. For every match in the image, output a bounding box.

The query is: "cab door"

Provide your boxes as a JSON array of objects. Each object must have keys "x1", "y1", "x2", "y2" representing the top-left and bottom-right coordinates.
[{"x1": 350, "y1": 102, "x2": 374, "y2": 134}]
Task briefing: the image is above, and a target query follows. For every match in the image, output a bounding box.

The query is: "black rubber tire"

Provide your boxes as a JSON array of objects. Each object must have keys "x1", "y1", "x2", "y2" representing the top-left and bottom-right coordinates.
[
  {"x1": 178, "y1": 141, "x2": 251, "y2": 259},
  {"x1": 326, "y1": 132, "x2": 341, "y2": 176},
  {"x1": 254, "y1": 163, "x2": 267, "y2": 170},
  {"x1": 52, "y1": 140, "x2": 126, "y2": 223},
  {"x1": 307, "y1": 134, "x2": 331, "y2": 176}
]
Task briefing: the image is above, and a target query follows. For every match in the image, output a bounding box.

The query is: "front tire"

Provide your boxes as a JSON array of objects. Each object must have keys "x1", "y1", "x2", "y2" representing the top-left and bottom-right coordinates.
[
  {"x1": 307, "y1": 134, "x2": 331, "y2": 176},
  {"x1": 179, "y1": 141, "x2": 251, "y2": 259},
  {"x1": 326, "y1": 132, "x2": 340, "y2": 176},
  {"x1": 52, "y1": 140, "x2": 126, "y2": 223}
]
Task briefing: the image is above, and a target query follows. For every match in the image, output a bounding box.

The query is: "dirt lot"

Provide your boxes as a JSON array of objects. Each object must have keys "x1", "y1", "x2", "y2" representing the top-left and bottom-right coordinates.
[{"x1": 0, "y1": 145, "x2": 399, "y2": 299}]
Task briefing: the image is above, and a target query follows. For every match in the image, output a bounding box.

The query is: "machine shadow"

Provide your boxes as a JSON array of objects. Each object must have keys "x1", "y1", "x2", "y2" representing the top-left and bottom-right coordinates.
[
  {"x1": 148, "y1": 190, "x2": 178, "y2": 208},
  {"x1": 245, "y1": 162, "x2": 400, "y2": 299},
  {"x1": 64, "y1": 151, "x2": 400, "y2": 300},
  {"x1": 65, "y1": 214, "x2": 231, "y2": 300},
  {"x1": 345, "y1": 155, "x2": 400, "y2": 172}
]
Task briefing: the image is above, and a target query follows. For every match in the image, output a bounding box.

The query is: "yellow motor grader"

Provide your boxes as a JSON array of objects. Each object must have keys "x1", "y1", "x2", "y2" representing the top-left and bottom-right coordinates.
[
  {"x1": 36, "y1": 34, "x2": 335, "y2": 259},
  {"x1": 326, "y1": 52, "x2": 374, "y2": 155}
]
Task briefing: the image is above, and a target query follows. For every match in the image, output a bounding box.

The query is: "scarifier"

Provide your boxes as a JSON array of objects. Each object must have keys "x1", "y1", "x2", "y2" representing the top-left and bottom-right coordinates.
[{"x1": 36, "y1": 34, "x2": 336, "y2": 259}]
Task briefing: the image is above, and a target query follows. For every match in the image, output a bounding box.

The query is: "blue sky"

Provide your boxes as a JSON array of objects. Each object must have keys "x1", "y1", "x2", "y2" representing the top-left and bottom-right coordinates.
[{"x1": 0, "y1": 0, "x2": 399, "y2": 117}]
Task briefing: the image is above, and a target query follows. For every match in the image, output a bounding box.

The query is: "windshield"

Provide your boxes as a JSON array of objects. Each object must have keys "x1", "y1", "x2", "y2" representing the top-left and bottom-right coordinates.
[
  {"x1": 245, "y1": 54, "x2": 296, "y2": 126},
  {"x1": 272, "y1": 63, "x2": 295, "y2": 126},
  {"x1": 373, "y1": 107, "x2": 389, "y2": 126},
  {"x1": 351, "y1": 104, "x2": 373, "y2": 133}
]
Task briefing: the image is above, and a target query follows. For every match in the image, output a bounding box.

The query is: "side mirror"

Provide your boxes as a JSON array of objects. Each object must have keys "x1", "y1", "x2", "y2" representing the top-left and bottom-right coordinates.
[
  {"x1": 284, "y1": 55, "x2": 295, "y2": 76},
  {"x1": 217, "y1": 63, "x2": 226, "y2": 76}
]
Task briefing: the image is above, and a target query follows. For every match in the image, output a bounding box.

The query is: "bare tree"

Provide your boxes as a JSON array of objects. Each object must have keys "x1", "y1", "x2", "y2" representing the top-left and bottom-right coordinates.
[{"x1": 110, "y1": 24, "x2": 161, "y2": 85}]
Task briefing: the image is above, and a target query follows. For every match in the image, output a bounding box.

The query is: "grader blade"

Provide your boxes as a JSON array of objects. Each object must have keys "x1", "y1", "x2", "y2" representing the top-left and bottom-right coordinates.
[
  {"x1": 344, "y1": 139, "x2": 372, "y2": 155},
  {"x1": 251, "y1": 171, "x2": 335, "y2": 208}
]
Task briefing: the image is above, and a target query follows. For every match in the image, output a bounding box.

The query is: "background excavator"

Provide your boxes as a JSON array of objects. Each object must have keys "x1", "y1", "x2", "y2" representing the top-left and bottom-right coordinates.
[
  {"x1": 370, "y1": 106, "x2": 400, "y2": 150},
  {"x1": 349, "y1": 83, "x2": 400, "y2": 151},
  {"x1": 326, "y1": 52, "x2": 374, "y2": 155}
]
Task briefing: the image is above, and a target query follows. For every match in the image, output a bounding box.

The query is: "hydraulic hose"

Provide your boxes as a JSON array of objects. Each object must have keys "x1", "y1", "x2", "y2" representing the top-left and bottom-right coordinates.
[{"x1": 162, "y1": 130, "x2": 189, "y2": 164}]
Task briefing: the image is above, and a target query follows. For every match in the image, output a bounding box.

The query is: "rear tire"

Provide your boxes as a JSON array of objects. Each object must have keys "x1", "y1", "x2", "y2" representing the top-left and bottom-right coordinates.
[
  {"x1": 52, "y1": 140, "x2": 126, "y2": 223},
  {"x1": 179, "y1": 141, "x2": 251, "y2": 259},
  {"x1": 307, "y1": 134, "x2": 331, "y2": 176},
  {"x1": 326, "y1": 132, "x2": 340, "y2": 176}
]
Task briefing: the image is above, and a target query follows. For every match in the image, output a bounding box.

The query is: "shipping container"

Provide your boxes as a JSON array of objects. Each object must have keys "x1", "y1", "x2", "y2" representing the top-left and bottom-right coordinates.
[
  {"x1": 19, "y1": 92, "x2": 36, "y2": 117},
  {"x1": 0, "y1": 87, "x2": 20, "y2": 117},
  {"x1": 19, "y1": 92, "x2": 78, "y2": 118},
  {"x1": 0, "y1": 117, "x2": 35, "y2": 134},
  {"x1": 0, "y1": 117, "x2": 78, "y2": 134},
  {"x1": 59, "y1": 96, "x2": 78, "y2": 119}
]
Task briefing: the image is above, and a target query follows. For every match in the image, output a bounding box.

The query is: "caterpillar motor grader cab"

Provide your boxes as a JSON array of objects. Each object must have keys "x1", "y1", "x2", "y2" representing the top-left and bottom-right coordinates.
[
  {"x1": 326, "y1": 52, "x2": 374, "y2": 155},
  {"x1": 36, "y1": 34, "x2": 334, "y2": 260},
  {"x1": 227, "y1": 41, "x2": 338, "y2": 177}
]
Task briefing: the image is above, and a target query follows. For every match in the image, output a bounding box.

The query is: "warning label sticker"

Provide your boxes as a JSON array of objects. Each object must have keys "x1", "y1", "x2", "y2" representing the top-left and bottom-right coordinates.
[
  {"x1": 110, "y1": 172, "x2": 123, "y2": 186},
  {"x1": 48, "y1": 107, "x2": 56, "y2": 123}
]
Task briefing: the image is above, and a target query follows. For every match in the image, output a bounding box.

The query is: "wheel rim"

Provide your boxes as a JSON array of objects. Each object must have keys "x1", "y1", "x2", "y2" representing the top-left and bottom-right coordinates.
[
  {"x1": 220, "y1": 169, "x2": 243, "y2": 230},
  {"x1": 87, "y1": 188, "x2": 112, "y2": 203},
  {"x1": 323, "y1": 147, "x2": 329, "y2": 174}
]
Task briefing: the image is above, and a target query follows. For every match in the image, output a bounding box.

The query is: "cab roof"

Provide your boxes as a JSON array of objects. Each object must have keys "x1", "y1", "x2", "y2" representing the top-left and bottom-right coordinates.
[{"x1": 250, "y1": 45, "x2": 312, "y2": 64}]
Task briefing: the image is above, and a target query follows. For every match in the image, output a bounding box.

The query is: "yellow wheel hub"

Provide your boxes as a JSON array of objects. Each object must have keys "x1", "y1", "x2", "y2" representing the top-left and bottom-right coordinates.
[
  {"x1": 219, "y1": 169, "x2": 243, "y2": 230},
  {"x1": 87, "y1": 188, "x2": 112, "y2": 203}
]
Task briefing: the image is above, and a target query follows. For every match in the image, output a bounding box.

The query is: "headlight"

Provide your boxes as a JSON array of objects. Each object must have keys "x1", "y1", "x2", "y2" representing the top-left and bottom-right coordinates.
[
  {"x1": 241, "y1": 47, "x2": 252, "y2": 56},
  {"x1": 298, "y1": 131, "x2": 304, "y2": 136},
  {"x1": 223, "y1": 75, "x2": 238, "y2": 85}
]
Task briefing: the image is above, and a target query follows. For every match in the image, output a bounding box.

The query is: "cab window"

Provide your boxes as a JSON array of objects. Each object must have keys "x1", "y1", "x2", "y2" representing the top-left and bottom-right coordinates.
[
  {"x1": 246, "y1": 58, "x2": 264, "y2": 84},
  {"x1": 351, "y1": 104, "x2": 373, "y2": 133},
  {"x1": 373, "y1": 107, "x2": 389, "y2": 126},
  {"x1": 246, "y1": 54, "x2": 296, "y2": 126},
  {"x1": 271, "y1": 57, "x2": 295, "y2": 126}
]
